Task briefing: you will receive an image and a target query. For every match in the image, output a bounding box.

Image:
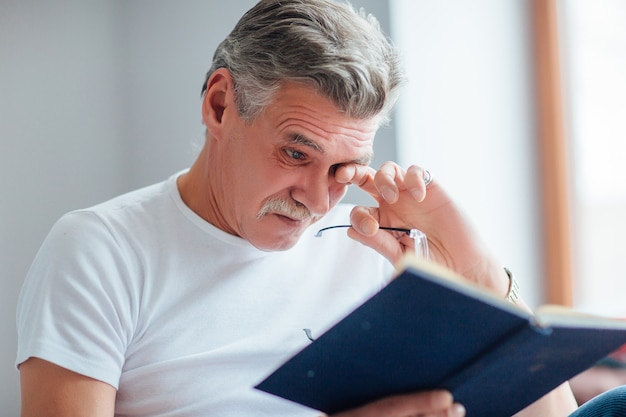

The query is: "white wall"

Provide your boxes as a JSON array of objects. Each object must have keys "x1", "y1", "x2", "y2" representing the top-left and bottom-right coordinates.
[
  {"x1": 391, "y1": 0, "x2": 543, "y2": 307},
  {"x1": 121, "y1": 0, "x2": 257, "y2": 189},
  {"x1": 1, "y1": 1, "x2": 127, "y2": 412},
  {"x1": 560, "y1": 0, "x2": 626, "y2": 316},
  {"x1": 0, "y1": 0, "x2": 538, "y2": 414}
]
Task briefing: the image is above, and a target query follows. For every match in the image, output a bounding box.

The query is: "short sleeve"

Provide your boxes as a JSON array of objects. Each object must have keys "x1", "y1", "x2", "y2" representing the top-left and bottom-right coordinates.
[{"x1": 16, "y1": 210, "x2": 137, "y2": 389}]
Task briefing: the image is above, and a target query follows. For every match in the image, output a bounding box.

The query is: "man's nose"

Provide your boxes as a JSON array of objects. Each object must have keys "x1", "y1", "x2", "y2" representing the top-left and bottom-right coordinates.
[{"x1": 291, "y1": 172, "x2": 342, "y2": 217}]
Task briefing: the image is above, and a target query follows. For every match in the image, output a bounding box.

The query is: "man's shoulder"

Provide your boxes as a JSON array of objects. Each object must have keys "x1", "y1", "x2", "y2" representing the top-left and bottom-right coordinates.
[
  {"x1": 88, "y1": 178, "x2": 171, "y2": 214},
  {"x1": 51, "y1": 176, "x2": 176, "y2": 244}
]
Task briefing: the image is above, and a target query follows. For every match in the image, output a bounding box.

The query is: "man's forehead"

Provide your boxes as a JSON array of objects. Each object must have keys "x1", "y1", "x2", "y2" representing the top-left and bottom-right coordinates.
[{"x1": 274, "y1": 82, "x2": 382, "y2": 128}]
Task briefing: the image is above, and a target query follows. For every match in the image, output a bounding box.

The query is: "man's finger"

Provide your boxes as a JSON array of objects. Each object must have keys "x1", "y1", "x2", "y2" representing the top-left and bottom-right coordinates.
[
  {"x1": 329, "y1": 390, "x2": 457, "y2": 417},
  {"x1": 335, "y1": 164, "x2": 379, "y2": 197}
]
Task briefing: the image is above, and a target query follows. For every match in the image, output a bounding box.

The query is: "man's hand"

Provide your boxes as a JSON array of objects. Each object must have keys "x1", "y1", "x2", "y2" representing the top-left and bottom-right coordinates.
[
  {"x1": 335, "y1": 162, "x2": 508, "y2": 296},
  {"x1": 334, "y1": 162, "x2": 579, "y2": 417},
  {"x1": 325, "y1": 390, "x2": 465, "y2": 417}
]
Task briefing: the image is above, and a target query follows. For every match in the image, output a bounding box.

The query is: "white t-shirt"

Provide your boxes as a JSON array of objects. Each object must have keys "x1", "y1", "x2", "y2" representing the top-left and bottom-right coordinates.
[{"x1": 16, "y1": 172, "x2": 395, "y2": 416}]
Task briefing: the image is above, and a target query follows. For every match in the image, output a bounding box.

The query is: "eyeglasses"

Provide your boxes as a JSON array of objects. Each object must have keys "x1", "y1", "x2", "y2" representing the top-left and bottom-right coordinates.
[{"x1": 315, "y1": 224, "x2": 429, "y2": 259}]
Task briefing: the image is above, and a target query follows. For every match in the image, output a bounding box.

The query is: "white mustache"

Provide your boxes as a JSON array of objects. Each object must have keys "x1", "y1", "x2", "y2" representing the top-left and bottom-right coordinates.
[{"x1": 257, "y1": 197, "x2": 312, "y2": 220}]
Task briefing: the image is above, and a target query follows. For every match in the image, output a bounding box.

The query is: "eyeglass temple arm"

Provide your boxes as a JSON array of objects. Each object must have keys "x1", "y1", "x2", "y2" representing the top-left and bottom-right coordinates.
[{"x1": 315, "y1": 225, "x2": 414, "y2": 237}]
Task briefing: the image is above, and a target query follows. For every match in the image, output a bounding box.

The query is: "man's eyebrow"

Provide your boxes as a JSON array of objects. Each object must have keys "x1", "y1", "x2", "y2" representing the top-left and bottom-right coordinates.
[
  {"x1": 288, "y1": 134, "x2": 324, "y2": 153},
  {"x1": 350, "y1": 152, "x2": 373, "y2": 166},
  {"x1": 287, "y1": 133, "x2": 373, "y2": 165}
]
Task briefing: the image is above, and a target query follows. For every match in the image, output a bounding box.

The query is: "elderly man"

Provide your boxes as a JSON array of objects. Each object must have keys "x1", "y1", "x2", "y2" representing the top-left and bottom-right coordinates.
[{"x1": 16, "y1": 1, "x2": 592, "y2": 416}]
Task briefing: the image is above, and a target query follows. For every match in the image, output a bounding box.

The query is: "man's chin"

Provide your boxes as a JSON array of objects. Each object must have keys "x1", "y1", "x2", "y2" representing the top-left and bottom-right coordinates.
[
  {"x1": 251, "y1": 238, "x2": 300, "y2": 252},
  {"x1": 247, "y1": 227, "x2": 308, "y2": 252},
  {"x1": 246, "y1": 213, "x2": 320, "y2": 250}
]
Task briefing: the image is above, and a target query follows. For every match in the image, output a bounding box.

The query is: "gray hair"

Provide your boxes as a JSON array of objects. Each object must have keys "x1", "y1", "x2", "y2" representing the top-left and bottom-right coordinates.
[{"x1": 202, "y1": 0, "x2": 406, "y2": 124}]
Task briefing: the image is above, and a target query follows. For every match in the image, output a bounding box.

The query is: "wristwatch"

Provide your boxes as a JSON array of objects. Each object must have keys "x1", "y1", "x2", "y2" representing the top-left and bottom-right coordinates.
[{"x1": 504, "y1": 267, "x2": 520, "y2": 304}]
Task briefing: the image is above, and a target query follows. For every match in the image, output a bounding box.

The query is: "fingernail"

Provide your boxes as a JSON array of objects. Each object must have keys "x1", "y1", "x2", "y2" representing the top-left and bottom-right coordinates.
[
  {"x1": 451, "y1": 403, "x2": 466, "y2": 417},
  {"x1": 360, "y1": 218, "x2": 377, "y2": 235},
  {"x1": 380, "y1": 186, "x2": 396, "y2": 202}
]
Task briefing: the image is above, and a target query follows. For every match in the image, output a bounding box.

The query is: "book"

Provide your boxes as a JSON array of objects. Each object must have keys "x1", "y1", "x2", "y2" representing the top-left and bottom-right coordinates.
[{"x1": 256, "y1": 256, "x2": 626, "y2": 416}]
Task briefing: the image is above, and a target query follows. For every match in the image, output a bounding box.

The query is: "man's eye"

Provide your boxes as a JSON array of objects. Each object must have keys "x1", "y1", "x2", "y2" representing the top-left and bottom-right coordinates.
[
  {"x1": 285, "y1": 149, "x2": 306, "y2": 161},
  {"x1": 329, "y1": 164, "x2": 342, "y2": 176}
]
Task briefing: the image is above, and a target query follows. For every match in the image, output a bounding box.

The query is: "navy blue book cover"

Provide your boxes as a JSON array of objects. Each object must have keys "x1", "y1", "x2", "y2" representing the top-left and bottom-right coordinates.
[{"x1": 256, "y1": 259, "x2": 626, "y2": 416}]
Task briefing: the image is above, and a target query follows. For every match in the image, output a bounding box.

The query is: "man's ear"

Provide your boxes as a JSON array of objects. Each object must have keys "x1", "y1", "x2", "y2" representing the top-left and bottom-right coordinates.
[{"x1": 201, "y1": 68, "x2": 236, "y2": 139}]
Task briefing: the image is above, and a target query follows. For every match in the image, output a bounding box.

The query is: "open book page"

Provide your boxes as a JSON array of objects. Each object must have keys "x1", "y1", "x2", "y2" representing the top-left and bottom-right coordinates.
[{"x1": 534, "y1": 305, "x2": 626, "y2": 330}]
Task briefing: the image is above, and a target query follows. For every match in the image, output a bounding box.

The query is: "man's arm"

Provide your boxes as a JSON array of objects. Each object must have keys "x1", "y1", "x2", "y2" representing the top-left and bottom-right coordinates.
[
  {"x1": 514, "y1": 382, "x2": 578, "y2": 417},
  {"x1": 340, "y1": 162, "x2": 579, "y2": 416},
  {"x1": 329, "y1": 390, "x2": 466, "y2": 417},
  {"x1": 511, "y1": 301, "x2": 578, "y2": 416},
  {"x1": 20, "y1": 357, "x2": 116, "y2": 417}
]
